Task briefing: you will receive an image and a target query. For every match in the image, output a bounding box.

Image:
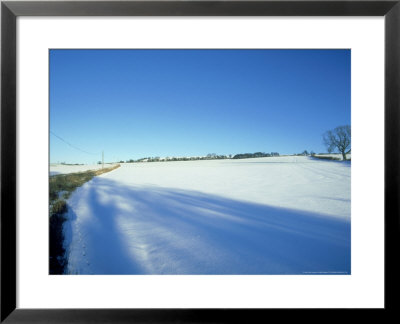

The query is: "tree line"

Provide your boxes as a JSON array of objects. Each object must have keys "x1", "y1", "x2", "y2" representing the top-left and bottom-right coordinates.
[
  {"x1": 232, "y1": 152, "x2": 279, "y2": 159},
  {"x1": 121, "y1": 151, "x2": 280, "y2": 163}
]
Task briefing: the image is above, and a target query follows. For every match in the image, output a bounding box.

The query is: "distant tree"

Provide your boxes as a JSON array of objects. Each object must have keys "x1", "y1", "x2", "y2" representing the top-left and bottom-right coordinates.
[
  {"x1": 323, "y1": 125, "x2": 351, "y2": 160},
  {"x1": 302, "y1": 150, "x2": 309, "y2": 156}
]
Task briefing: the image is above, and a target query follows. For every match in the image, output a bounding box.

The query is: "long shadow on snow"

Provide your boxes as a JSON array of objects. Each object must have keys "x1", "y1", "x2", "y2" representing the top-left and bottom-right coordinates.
[
  {"x1": 67, "y1": 177, "x2": 351, "y2": 275},
  {"x1": 64, "y1": 189, "x2": 148, "y2": 274}
]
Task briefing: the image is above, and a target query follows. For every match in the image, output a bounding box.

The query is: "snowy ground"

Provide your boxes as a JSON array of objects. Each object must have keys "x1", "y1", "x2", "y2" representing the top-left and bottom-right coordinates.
[
  {"x1": 50, "y1": 164, "x2": 115, "y2": 176},
  {"x1": 63, "y1": 156, "x2": 351, "y2": 275}
]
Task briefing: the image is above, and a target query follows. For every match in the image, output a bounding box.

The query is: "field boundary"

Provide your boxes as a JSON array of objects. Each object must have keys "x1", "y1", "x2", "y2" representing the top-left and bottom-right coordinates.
[
  {"x1": 311, "y1": 155, "x2": 351, "y2": 162},
  {"x1": 49, "y1": 164, "x2": 120, "y2": 274}
]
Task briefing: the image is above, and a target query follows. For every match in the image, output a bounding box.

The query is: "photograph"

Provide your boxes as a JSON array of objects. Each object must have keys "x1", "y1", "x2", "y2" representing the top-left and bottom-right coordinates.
[{"x1": 49, "y1": 49, "x2": 351, "y2": 275}]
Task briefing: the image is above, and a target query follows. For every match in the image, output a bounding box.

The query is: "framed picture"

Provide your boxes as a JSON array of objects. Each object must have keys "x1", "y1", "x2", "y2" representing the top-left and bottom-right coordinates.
[{"x1": 1, "y1": 0, "x2": 399, "y2": 322}]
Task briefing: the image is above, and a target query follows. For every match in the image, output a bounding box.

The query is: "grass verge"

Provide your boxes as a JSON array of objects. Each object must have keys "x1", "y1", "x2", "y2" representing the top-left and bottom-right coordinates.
[
  {"x1": 49, "y1": 164, "x2": 120, "y2": 274},
  {"x1": 312, "y1": 155, "x2": 351, "y2": 162},
  {"x1": 312, "y1": 155, "x2": 341, "y2": 161}
]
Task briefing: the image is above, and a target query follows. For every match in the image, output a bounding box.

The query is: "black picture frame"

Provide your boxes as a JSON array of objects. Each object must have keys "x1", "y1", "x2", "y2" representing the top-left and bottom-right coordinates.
[{"x1": 1, "y1": 0, "x2": 399, "y2": 322}]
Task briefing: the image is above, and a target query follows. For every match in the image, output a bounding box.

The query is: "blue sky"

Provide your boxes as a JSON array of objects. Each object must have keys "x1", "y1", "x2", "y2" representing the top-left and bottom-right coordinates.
[{"x1": 50, "y1": 49, "x2": 350, "y2": 164}]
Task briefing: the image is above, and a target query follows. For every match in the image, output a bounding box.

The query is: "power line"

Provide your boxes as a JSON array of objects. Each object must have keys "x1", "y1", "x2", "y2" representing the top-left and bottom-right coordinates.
[{"x1": 50, "y1": 131, "x2": 100, "y2": 156}]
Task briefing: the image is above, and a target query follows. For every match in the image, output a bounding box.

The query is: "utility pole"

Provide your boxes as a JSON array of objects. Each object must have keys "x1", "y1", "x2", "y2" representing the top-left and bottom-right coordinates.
[{"x1": 102, "y1": 151, "x2": 104, "y2": 169}]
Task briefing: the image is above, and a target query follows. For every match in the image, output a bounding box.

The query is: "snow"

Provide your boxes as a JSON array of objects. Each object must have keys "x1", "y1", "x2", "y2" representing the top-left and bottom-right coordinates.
[
  {"x1": 50, "y1": 164, "x2": 114, "y2": 176},
  {"x1": 63, "y1": 156, "x2": 351, "y2": 275}
]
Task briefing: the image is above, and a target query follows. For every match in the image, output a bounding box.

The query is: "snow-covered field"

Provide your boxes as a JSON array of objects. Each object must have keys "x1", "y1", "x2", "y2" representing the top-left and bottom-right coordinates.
[
  {"x1": 50, "y1": 164, "x2": 115, "y2": 176},
  {"x1": 63, "y1": 156, "x2": 351, "y2": 275}
]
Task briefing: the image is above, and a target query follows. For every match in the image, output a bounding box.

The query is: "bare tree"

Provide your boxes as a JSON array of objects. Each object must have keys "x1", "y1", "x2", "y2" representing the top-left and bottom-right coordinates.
[{"x1": 323, "y1": 125, "x2": 351, "y2": 160}]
